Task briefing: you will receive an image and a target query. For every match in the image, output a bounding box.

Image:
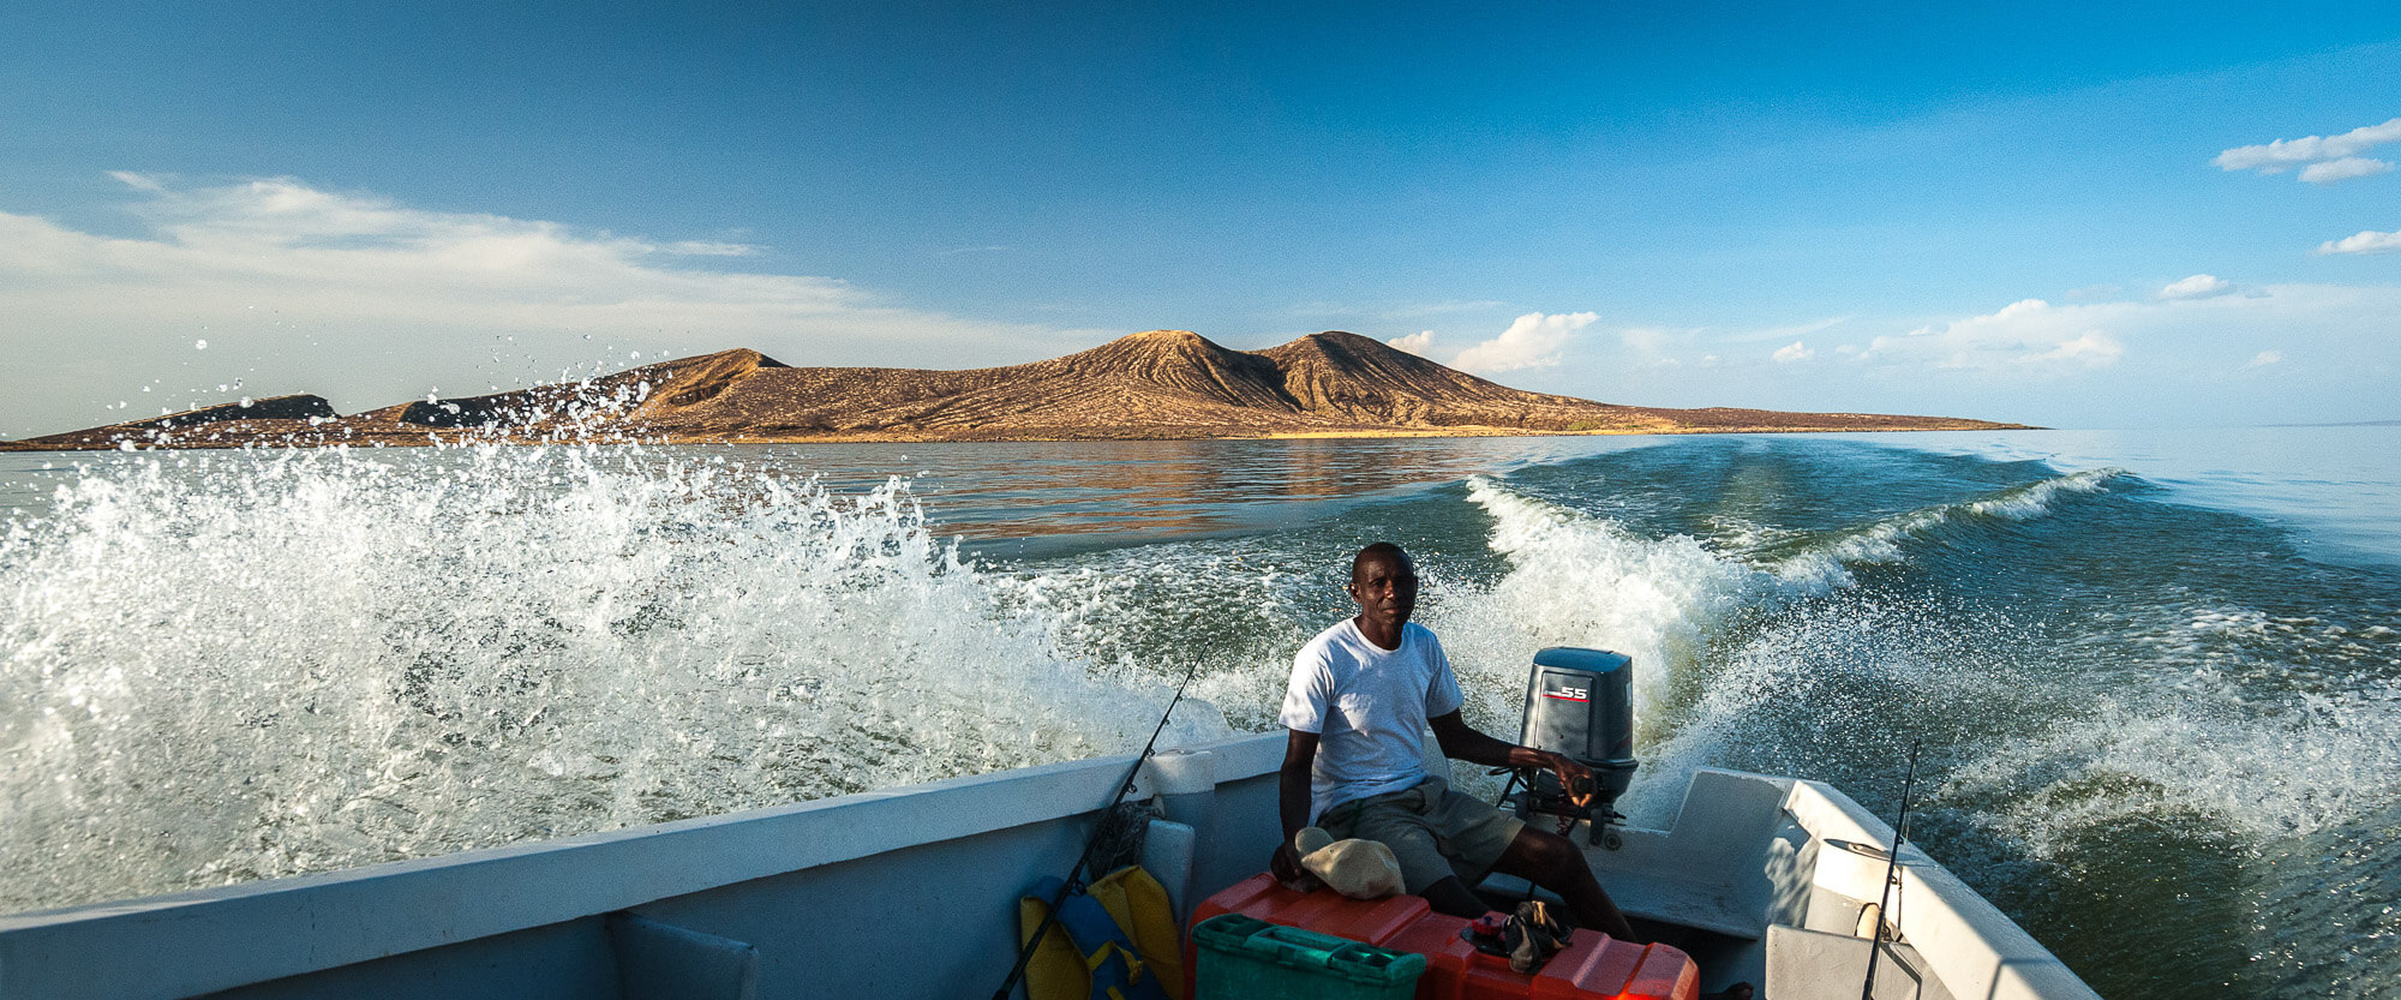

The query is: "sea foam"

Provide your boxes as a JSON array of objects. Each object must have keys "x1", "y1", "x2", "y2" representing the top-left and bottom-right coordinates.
[{"x1": 0, "y1": 444, "x2": 1224, "y2": 913}]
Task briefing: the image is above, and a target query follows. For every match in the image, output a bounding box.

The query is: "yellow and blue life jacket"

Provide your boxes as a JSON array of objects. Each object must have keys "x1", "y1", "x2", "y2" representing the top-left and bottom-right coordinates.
[{"x1": 1017, "y1": 865, "x2": 1184, "y2": 1000}]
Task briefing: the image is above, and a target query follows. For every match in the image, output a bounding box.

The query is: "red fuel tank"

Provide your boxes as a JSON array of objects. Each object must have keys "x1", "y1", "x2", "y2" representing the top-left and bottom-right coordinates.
[{"x1": 1189, "y1": 875, "x2": 1697, "y2": 1000}]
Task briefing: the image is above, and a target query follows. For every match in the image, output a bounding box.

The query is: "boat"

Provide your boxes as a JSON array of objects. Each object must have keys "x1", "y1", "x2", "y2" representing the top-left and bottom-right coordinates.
[{"x1": 0, "y1": 724, "x2": 2100, "y2": 1000}]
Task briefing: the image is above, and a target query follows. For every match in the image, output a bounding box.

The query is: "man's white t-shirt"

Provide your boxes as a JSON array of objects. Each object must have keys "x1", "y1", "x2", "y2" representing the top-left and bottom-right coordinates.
[{"x1": 1279, "y1": 618, "x2": 1464, "y2": 823}]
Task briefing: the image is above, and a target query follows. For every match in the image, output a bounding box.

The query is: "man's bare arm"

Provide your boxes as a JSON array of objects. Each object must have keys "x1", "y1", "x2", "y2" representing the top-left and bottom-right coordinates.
[
  {"x1": 1270, "y1": 729, "x2": 1320, "y2": 882},
  {"x1": 1428, "y1": 711, "x2": 1595, "y2": 807}
]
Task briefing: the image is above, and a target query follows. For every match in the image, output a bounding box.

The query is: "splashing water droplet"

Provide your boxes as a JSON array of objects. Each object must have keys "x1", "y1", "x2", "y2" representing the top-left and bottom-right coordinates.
[{"x1": 0, "y1": 447, "x2": 1221, "y2": 913}]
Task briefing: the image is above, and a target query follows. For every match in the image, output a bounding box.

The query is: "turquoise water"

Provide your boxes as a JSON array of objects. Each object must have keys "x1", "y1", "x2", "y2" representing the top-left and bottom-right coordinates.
[{"x1": 2, "y1": 428, "x2": 2395, "y2": 998}]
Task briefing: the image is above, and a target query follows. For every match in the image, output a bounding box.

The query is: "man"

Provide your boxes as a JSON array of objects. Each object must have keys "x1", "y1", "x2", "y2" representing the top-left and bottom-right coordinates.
[{"x1": 1271, "y1": 541, "x2": 1638, "y2": 941}]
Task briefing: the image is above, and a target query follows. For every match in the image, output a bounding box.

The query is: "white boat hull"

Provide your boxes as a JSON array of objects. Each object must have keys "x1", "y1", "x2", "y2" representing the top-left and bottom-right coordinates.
[{"x1": 0, "y1": 733, "x2": 2098, "y2": 1000}]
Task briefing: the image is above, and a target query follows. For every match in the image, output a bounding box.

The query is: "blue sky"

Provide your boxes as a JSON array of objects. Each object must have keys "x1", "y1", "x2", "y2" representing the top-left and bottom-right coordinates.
[{"x1": 3, "y1": 1, "x2": 2397, "y2": 435}]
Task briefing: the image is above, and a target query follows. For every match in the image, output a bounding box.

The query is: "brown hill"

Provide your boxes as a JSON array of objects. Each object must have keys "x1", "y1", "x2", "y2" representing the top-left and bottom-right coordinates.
[
  {"x1": 0, "y1": 330, "x2": 2029, "y2": 451},
  {"x1": 1263, "y1": 331, "x2": 1669, "y2": 430}
]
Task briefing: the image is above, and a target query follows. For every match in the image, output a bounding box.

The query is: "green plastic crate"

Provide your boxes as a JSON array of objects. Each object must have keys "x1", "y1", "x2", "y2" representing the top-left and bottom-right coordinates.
[{"x1": 1191, "y1": 913, "x2": 1426, "y2": 1000}]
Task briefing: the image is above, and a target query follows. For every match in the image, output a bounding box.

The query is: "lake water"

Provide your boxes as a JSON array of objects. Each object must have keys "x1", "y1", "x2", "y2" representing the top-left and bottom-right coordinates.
[{"x1": 2, "y1": 427, "x2": 2395, "y2": 999}]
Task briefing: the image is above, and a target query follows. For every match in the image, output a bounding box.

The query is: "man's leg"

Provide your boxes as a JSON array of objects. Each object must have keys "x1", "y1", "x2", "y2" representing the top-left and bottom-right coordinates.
[
  {"x1": 1413, "y1": 875, "x2": 1492, "y2": 920},
  {"x1": 1470, "y1": 827, "x2": 1753, "y2": 999},
  {"x1": 1490, "y1": 827, "x2": 1638, "y2": 942}
]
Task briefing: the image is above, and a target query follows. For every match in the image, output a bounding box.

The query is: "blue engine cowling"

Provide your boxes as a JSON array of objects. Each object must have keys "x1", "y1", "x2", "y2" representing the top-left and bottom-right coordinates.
[{"x1": 1513, "y1": 647, "x2": 1638, "y2": 848}]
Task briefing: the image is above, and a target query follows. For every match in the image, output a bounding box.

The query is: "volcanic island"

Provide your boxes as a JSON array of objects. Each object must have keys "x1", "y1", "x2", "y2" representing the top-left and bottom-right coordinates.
[{"x1": 0, "y1": 330, "x2": 2030, "y2": 451}]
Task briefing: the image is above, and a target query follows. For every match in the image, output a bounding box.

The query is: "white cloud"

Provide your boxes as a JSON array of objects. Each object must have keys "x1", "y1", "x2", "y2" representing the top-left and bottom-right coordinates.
[
  {"x1": 2215, "y1": 117, "x2": 2401, "y2": 175},
  {"x1": 1740, "y1": 316, "x2": 1851, "y2": 343},
  {"x1": 1602, "y1": 317, "x2": 1845, "y2": 373},
  {"x1": 1449, "y1": 311, "x2": 1595, "y2": 373},
  {"x1": 105, "y1": 169, "x2": 166, "y2": 192},
  {"x1": 2028, "y1": 333, "x2": 2124, "y2": 366},
  {"x1": 1589, "y1": 282, "x2": 2401, "y2": 426},
  {"x1": 1862, "y1": 299, "x2": 2124, "y2": 372},
  {"x1": 1386, "y1": 330, "x2": 1435, "y2": 356},
  {"x1": 2299, "y1": 157, "x2": 2396, "y2": 185},
  {"x1": 2318, "y1": 229, "x2": 2401, "y2": 255},
  {"x1": 2158, "y1": 274, "x2": 2233, "y2": 299},
  {"x1": 1617, "y1": 326, "x2": 1686, "y2": 355},
  {"x1": 1383, "y1": 300, "x2": 1507, "y2": 319},
  {"x1": 1858, "y1": 286, "x2": 2401, "y2": 390},
  {"x1": 661, "y1": 240, "x2": 762, "y2": 256},
  {"x1": 0, "y1": 174, "x2": 1102, "y2": 433},
  {"x1": 1287, "y1": 299, "x2": 1506, "y2": 321}
]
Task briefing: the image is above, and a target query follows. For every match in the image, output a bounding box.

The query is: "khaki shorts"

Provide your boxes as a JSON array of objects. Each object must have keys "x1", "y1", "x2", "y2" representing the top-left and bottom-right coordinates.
[{"x1": 1318, "y1": 777, "x2": 1526, "y2": 895}]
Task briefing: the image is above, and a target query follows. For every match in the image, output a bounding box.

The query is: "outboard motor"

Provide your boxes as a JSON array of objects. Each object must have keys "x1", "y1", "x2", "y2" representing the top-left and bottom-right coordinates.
[{"x1": 1511, "y1": 647, "x2": 1638, "y2": 849}]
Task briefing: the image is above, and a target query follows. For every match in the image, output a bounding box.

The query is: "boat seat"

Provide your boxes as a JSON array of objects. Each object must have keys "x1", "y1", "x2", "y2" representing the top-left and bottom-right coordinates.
[
  {"x1": 607, "y1": 913, "x2": 758, "y2": 1000},
  {"x1": 1191, "y1": 873, "x2": 1698, "y2": 999}
]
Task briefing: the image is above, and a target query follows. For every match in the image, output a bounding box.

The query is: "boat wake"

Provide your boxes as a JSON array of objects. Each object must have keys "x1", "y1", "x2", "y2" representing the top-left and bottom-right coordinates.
[
  {"x1": 1721, "y1": 467, "x2": 2121, "y2": 586},
  {"x1": 1443, "y1": 476, "x2": 1797, "y2": 726},
  {"x1": 1450, "y1": 469, "x2": 2401, "y2": 864},
  {"x1": 7, "y1": 437, "x2": 2395, "y2": 996}
]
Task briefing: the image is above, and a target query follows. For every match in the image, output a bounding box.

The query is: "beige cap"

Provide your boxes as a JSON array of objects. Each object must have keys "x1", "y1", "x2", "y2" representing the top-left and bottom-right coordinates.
[{"x1": 1294, "y1": 827, "x2": 1404, "y2": 900}]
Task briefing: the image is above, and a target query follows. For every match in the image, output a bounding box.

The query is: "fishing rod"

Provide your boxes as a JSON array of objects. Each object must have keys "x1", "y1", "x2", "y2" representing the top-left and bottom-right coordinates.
[
  {"x1": 991, "y1": 658, "x2": 1205, "y2": 1000},
  {"x1": 1859, "y1": 739, "x2": 1923, "y2": 1000}
]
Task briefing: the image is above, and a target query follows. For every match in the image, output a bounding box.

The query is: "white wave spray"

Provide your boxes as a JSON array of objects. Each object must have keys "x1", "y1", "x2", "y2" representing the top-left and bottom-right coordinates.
[
  {"x1": 1441, "y1": 467, "x2": 2400, "y2": 857},
  {"x1": 1730, "y1": 467, "x2": 2121, "y2": 587},
  {"x1": 0, "y1": 445, "x2": 1225, "y2": 914},
  {"x1": 1424, "y1": 477, "x2": 1826, "y2": 811}
]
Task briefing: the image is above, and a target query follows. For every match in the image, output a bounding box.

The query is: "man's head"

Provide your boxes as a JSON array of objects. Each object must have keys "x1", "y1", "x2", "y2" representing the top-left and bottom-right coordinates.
[{"x1": 1347, "y1": 542, "x2": 1419, "y2": 633}]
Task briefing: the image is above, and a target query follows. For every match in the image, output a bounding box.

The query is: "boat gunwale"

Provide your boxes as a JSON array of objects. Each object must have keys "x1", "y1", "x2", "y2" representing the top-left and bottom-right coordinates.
[
  {"x1": 0, "y1": 734, "x2": 1286, "y2": 1000},
  {"x1": 0, "y1": 734, "x2": 2099, "y2": 1000}
]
